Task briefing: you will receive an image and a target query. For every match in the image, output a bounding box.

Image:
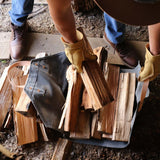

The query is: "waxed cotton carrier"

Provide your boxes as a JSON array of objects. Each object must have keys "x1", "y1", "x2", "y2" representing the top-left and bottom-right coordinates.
[{"x1": 24, "y1": 52, "x2": 70, "y2": 130}]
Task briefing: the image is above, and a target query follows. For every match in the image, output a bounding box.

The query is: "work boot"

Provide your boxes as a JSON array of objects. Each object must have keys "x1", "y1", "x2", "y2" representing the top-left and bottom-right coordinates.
[
  {"x1": 104, "y1": 33, "x2": 138, "y2": 68},
  {"x1": 10, "y1": 22, "x2": 28, "y2": 61}
]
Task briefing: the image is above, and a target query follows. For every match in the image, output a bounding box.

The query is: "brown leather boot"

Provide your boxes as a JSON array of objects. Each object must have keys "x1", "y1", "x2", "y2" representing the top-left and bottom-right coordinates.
[
  {"x1": 10, "y1": 22, "x2": 28, "y2": 61},
  {"x1": 104, "y1": 33, "x2": 139, "y2": 68}
]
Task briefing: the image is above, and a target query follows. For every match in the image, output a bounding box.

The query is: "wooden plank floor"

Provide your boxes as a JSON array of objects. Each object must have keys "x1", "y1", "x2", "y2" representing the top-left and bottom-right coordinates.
[{"x1": 0, "y1": 32, "x2": 147, "y2": 62}]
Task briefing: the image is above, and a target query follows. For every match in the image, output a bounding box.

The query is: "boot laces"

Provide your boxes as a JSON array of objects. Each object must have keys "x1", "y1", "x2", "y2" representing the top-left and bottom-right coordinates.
[{"x1": 12, "y1": 24, "x2": 26, "y2": 40}]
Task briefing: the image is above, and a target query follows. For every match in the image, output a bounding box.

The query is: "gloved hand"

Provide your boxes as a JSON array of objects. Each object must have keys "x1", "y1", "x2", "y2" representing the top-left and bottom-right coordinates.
[
  {"x1": 61, "y1": 30, "x2": 97, "y2": 73},
  {"x1": 138, "y1": 44, "x2": 160, "y2": 81}
]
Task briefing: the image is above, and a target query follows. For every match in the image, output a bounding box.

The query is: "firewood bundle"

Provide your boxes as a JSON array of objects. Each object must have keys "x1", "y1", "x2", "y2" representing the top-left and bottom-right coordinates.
[
  {"x1": 59, "y1": 47, "x2": 136, "y2": 142},
  {"x1": 0, "y1": 53, "x2": 48, "y2": 146}
]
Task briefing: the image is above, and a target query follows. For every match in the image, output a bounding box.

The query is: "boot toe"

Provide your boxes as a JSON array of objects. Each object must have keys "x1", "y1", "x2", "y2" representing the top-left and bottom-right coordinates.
[{"x1": 10, "y1": 42, "x2": 25, "y2": 61}]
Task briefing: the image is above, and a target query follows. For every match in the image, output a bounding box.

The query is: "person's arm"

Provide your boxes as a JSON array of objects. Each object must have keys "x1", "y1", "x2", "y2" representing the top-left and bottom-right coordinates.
[
  {"x1": 139, "y1": 23, "x2": 160, "y2": 81},
  {"x1": 148, "y1": 23, "x2": 160, "y2": 55},
  {"x1": 47, "y1": 0, "x2": 97, "y2": 73},
  {"x1": 47, "y1": 0, "x2": 78, "y2": 43}
]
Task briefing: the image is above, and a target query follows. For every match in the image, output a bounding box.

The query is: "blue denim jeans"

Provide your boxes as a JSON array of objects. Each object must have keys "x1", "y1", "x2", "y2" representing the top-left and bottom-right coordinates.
[
  {"x1": 9, "y1": 0, "x2": 34, "y2": 26},
  {"x1": 104, "y1": 12, "x2": 125, "y2": 44}
]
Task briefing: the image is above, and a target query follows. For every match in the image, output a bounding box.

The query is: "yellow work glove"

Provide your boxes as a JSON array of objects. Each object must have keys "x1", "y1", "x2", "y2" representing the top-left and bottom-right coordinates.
[
  {"x1": 138, "y1": 44, "x2": 160, "y2": 81},
  {"x1": 61, "y1": 30, "x2": 97, "y2": 73}
]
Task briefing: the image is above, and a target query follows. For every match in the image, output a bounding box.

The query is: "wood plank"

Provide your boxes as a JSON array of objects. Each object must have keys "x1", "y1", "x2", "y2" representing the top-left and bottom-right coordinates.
[
  {"x1": 90, "y1": 47, "x2": 108, "y2": 138},
  {"x1": 11, "y1": 67, "x2": 38, "y2": 145},
  {"x1": 81, "y1": 60, "x2": 113, "y2": 110},
  {"x1": 51, "y1": 138, "x2": 72, "y2": 160},
  {"x1": 70, "y1": 110, "x2": 91, "y2": 139},
  {"x1": 64, "y1": 66, "x2": 83, "y2": 132},
  {"x1": 81, "y1": 47, "x2": 108, "y2": 110},
  {"x1": 14, "y1": 62, "x2": 34, "y2": 117},
  {"x1": 112, "y1": 73, "x2": 136, "y2": 142},
  {"x1": 14, "y1": 112, "x2": 38, "y2": 145},
  {"x1": 15, "y1": 90, "x2": 31, "y2": 115},
  {"x1": 78, "y1": 28, "x2": 113, "y2": 111},
  {"x1": 0, "y1": 32, "x2": 147, "y2": 60},
  {"x1": 98, "y1": 64, "x2": 120, "y2": 134},
  {"x1": 0, "y1": 67, "x2": 12, "y2": 129}
]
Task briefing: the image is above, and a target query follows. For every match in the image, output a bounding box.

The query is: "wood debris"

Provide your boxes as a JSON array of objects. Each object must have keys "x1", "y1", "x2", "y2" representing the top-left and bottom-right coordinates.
[
  {"x1": 51, "y1": 138, "x2": 72, "y2": 160},
  {"x1": 0, "y1": 144, "x2": 16, "y2": 159}
]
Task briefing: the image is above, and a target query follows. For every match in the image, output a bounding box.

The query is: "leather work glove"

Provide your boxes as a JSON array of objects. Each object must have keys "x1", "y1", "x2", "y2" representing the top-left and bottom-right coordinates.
[
  {"x1": 138, "y1": 44, "x2": 160, "y2": 81},
  {"x1": 61, "y1": 30, "x2": 97, "y2": 73}
]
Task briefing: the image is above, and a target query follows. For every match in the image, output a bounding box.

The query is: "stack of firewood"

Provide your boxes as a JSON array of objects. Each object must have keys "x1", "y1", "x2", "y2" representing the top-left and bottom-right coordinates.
[
  {"x1": 0, "y1": 53, "x2": 50, "y2": 147},
  {"x1": 0, "y1": 47, "x2": 136, "y2": 147},
  {"x1": 59, "y1": 47, "x2": 136, "y2": 142},
  {"x1": 0, "y1": 49, "x2": 136, "y2": 160}
]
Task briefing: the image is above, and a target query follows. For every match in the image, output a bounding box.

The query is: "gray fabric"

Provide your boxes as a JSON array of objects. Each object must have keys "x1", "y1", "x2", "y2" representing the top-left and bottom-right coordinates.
[{"x1": 24, "y1": 52, "x2": 70, "y2": 129}]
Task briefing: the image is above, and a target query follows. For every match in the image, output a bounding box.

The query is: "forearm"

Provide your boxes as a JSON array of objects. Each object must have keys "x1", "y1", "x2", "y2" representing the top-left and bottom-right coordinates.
[
  {"x1": 47, "y1": 0, "x2": 78, "y2": 43},
  {"x1": 148, "y1": 23, "x2": 160, "y2": 55}
]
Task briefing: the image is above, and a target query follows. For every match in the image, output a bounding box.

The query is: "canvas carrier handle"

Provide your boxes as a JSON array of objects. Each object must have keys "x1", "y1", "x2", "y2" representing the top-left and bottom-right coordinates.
[{"x1": 7, "y1": 61, "x2": 31, "y2": 88}]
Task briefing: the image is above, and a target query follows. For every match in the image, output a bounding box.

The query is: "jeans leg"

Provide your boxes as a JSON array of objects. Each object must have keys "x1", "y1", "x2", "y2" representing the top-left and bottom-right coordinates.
[
  {"x1": 104, "y1": 12, "x2": 125, "y2": 44},
  {"x1": 9, "y1": 0, "x2": 34, "y2": 26}
]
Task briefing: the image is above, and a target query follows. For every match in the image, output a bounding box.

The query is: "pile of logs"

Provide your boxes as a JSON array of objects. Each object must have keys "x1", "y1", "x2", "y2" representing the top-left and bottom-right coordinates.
[
  {"x1": 0, "y1": 35, "x2": 136, "y2": 159},
  {"x1": 0, "y1": 53, "x2": 49, "y2": 146},
  {"x1": 59, "y1": 47, "x2": 136, "y2": 142}
]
